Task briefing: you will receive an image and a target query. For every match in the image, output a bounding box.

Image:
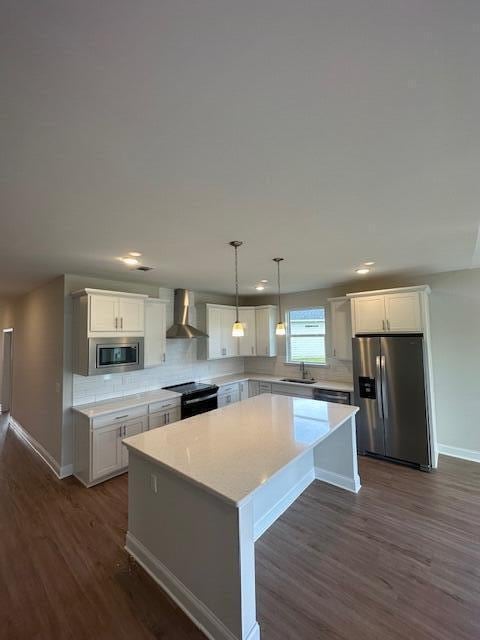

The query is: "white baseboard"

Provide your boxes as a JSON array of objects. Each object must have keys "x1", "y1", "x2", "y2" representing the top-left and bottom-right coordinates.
[
  {"x1": 437, "y1": 444, "x2": 480, "y2": 464},
  {"x1": 126, "y1": 533, "x2": 259, "y2": 640},
  {"x1": 315, "y1": 467, "x2": 361, "y2": 493},
  {"x1": 7, "y1": 416, "x2": 72, "y2": 480},
  {"x1": 253, "y1": 468, "x2": 315, "y2": 541}
]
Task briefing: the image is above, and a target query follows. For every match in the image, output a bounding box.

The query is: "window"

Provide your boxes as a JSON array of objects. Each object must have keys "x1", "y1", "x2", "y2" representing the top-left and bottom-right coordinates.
[{"x1": 286, "y1": 308, "x2": 326, "y2": 365}]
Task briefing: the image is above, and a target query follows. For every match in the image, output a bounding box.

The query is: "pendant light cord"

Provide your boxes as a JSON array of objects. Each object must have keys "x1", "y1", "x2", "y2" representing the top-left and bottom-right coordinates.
[
  {"x1": 235, "y1": 244, "x2": 240, "y2": 323},
  {"x1": 275, "y1": 258, "x2": 283, "y2": 323}
]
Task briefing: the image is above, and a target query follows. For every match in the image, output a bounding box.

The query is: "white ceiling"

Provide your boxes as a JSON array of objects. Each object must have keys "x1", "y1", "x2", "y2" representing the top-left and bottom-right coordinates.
[{"x1": 2, "y1": 0, "x2": 480, "y2": 296}]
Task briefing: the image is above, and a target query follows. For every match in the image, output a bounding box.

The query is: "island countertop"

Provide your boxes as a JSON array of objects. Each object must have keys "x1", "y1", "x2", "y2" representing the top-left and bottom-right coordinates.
[{"x1": 123, "y1": 394, "x2": 359, "y2": 506}]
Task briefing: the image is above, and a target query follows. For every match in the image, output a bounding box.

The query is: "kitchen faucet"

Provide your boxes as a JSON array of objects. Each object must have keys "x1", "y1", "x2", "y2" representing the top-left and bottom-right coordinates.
[{"x1": 300, "y1": 362, "x2": 307, "y2": 380}]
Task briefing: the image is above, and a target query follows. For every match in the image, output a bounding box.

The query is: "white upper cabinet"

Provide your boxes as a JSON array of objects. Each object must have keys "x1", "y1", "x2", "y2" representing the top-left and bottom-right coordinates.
[
  {"x1": 144, "y1": 299, "x2": 167, "y2": 367},
  {"x1": 384, "y1": 292, "x2": 422, "y2": 332},
  {"x1": 117, "y1": 297, "x2": 145, "y2": 332},
  {"x1": 348, "y1": 286, "x2": 428, "y2": 335},
  {"x1": 89, "y1": 294, "x2": 118, "y2": 332},
  {"x1": 238, "y1": 307, "x2": 256, "y2": 356},
  {"x1": 328, "y1": 297, "x2": 352, "y2": 360},
  {"x1": 352, "y1": 295, "x2": 386, "y2": 333},
  {"x1": 74, "y1": 289, "x2": 147, "y2": 337},
  {"x1": 197, "y1": 303, "x2": 277, "y2": 359},
  {"x1": 255, "y1": 306, "x2": 277, "y2": 357}
]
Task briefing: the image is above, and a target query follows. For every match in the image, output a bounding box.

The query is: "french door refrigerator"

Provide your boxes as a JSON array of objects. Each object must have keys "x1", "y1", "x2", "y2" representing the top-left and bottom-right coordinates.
[{"x1": 352, "y1": 335, "x2": 431, "y2": 470}]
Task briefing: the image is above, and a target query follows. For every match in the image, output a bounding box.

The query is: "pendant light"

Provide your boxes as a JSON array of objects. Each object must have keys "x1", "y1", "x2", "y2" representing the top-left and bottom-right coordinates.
[
  {"x1": 273, "y1": 257, "x2": 286, "y2": 336},
  {"x1": 230, "y1": 241, "x2": 244, "y2": 337}
]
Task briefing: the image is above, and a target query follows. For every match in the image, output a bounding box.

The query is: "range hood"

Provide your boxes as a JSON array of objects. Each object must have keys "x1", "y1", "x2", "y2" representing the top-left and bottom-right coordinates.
[{"x1": 166, "y1": 289, "x2": 208, "y2": 339}]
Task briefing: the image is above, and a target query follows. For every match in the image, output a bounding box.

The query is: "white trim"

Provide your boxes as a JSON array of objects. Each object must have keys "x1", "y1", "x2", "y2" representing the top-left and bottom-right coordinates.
[
  {"x1": 346, "y1": 285, "x2": 431, "y2": 298},
  {"x1": 438, "y1": 444, "x2": 480, "y2": 464},
  {"x1": 7, "y1": 416, "x2": 73, "y2": 479},
  {"x1": 253, "y1": 468, "x2": 315, "y2": 541},
  {"x1": 315, "y1": 467, "x2": 361, "y2": 493},
  {"x1": 126, "y1": 533, "x2": 260, "y2": 640}
]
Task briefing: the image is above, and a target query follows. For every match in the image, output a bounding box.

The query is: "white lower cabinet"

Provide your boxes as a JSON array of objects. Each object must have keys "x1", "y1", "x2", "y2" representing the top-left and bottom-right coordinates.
[
  {"x1": 248, "y1": 381, "x2": 260, "y2": 397},
  {"x1": 258, "y1": 381, "x2": 272, "y2": 394},
  {"x1": 149, "y1": 406, "x2": 181, "y2": 429},
  {"x1": 75, "y1": 405, "x2": 148, "y2": 487},
  {"x1": 92, "y1": 423, "x2": 124, "y2": 480},
  {"x1": 218, "y1": 383, "x2": 240, "y2": 407}
]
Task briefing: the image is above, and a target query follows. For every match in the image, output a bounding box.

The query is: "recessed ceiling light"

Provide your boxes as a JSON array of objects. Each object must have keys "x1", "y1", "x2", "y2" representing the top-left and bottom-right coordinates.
[
  {"x1": 260, "y1": 279, "x2": 268, "y2": 283},
  {"x1": 255, "y1": 285, "x2": 265, "y2": 291},
  {"x1": 129, "y1": 251, "x2": 142, "y2": 257},
  {"x1": 356, "y1": 268, "x2": 370, "y2": 275},
  {"x1": 364, "y1": 261, "x2": 375, "y2": 266},
  {"x1": 122, "y1": 257, "x2": 139, "y2": 266}
]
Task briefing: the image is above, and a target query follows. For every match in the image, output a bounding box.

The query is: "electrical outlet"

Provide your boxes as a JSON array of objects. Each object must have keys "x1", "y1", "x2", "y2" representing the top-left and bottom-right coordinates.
[{"x1": 150, "y1": 473, "x2": 158, "y2": 494}]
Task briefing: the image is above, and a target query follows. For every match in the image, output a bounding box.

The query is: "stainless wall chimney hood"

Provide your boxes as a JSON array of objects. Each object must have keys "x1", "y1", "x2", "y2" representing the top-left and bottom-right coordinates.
[{"x1": 166, "y1": 289, "x2": 208, "y2": 339}]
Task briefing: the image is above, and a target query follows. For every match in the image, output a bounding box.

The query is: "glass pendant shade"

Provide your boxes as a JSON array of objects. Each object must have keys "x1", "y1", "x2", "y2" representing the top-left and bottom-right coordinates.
[
  {"x1": 275, "y1": 321, "x2": 286, "y2": 336},
  {"x1": 232, "y1": 321, "x2": 245, "y2": 337}
]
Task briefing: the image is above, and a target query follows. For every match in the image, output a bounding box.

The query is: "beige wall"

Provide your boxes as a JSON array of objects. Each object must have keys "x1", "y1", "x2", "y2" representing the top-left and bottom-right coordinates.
[
  {"x1": 1, "y1": 278, "x2": 65, "y2": 467},
  {"x1": 243, "y1": 267, "x2": 480, "y2": 455}
]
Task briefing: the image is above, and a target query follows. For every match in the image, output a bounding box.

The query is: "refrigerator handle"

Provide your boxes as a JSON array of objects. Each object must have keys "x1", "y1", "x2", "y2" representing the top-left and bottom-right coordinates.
[
  {"x1": 375, "y1": 355, "x2": 383, "y2": 420},
  {"x1": 380, "y1": 355, "x2": 389, "y2": 419}
]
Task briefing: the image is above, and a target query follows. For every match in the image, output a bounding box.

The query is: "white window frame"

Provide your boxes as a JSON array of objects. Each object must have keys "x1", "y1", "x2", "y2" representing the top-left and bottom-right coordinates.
[{"x1": 285, "y1": 306, "x2": 328, "y2": 367}]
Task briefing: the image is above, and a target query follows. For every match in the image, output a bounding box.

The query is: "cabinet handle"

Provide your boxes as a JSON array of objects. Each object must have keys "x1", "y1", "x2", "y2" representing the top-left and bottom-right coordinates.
[
  {"x1": 165, "y1": 413, "x2": 169, "y2": 425},
  {"x1": 387, "y1": 319, "x2": 390, "y2": 330},
  {"x1": 382, "y1": 320, "x2": 385, "y2": 331},
  {"x1": 162, "y1": 353, "x2": 166, "y2": 363},
  {"x1": 115, "y1": 414, "x2": 129, "y2": 420},
  {"x1": 123, "y1": 425, "x2": 126, "y2": 436},
  {"x1": 120, "y1": 317, "x2": 124, "y2": 330},
  {"x1": 251, "y1": 346, "x2": 254, "y2": 355},
  {"x1": 333, "y1": 348, "x2": 336, "y2": 357},
  {"x1": 115, "y1": 317, "x2": 118, "y2": 329}
]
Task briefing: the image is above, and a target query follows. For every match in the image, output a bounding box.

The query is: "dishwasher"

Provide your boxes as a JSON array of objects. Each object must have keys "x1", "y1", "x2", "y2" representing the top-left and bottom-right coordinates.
[{"x1": 313, "y1": 388, "x2": 351, "y2": 405}]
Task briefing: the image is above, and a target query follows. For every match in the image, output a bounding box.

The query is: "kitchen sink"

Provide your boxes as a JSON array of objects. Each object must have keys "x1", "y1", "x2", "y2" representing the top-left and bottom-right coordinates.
[{"x1": 280, "y1": 378, "x2": 316, "y2": 384}]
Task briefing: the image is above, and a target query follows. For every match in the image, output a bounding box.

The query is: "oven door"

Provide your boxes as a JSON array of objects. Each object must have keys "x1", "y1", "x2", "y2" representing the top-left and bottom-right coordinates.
[
  {"x1": 182, "y1": 392, "x2": 218, "y2": 419},
  {"x1": 88, "y1": 337, "x2": 144, "y2": 375}
]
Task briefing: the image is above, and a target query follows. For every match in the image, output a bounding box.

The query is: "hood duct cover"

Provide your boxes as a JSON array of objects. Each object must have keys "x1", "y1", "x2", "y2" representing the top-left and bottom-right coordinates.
[{"x1": 166, "y1": 289, "x2": 208, "y2": 339}]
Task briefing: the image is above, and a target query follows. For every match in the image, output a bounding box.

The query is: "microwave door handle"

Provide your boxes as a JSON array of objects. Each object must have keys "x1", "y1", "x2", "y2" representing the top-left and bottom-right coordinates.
[{"x1": 375, "y1": 355, "x2": 383, "y2": 420}]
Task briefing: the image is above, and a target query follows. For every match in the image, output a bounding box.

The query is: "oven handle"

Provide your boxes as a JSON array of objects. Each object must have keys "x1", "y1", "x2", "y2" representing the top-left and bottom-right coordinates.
[{"x1": 184, "y1": 393, "x2": 218, "y2": 405}]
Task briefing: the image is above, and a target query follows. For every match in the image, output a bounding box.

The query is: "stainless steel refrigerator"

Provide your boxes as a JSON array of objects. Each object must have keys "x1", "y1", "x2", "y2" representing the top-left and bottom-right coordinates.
[{"x1": 352, "y1": 335, "x2": 431, "y2": 470}]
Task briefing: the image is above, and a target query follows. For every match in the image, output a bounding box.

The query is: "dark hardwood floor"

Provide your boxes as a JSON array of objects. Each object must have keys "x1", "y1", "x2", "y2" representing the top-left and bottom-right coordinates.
[{"x1": 1, "y1": 413, "x2": 479, "y2": 640}]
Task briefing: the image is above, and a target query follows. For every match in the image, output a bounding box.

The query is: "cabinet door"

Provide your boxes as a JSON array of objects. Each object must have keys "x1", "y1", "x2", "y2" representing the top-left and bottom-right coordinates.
[
  {"x1": 164, "y1": 407, "x2": 181, "y2": 426},
  {"x1": 89, "y1": 295, "x2": 119, "y2": 333},
  {"x1": 144, "y1": 300, "x2": 166, "y2": 367},
  {"x1": 118, "y1": 298, "x2": 145, "y2": 332},
  {"x1": 121, "y1": 418, "x2": 146, "y2": 467},
  {"x1": 248, "y1": 381, "x2": 260, "y2": 397},
  {"x1": 255, "y1": 308, "x2": 269, "y2": 356},
  {"x1": 207, "y1": 306, "x2": 224, "y2": 359},
  {"x1": 238, "y1": 308, "x2": 256, "y2": 356},
  {"x1": 353, "y1": 296, "x2": 386, "y2": 333},
  {"x1": 222, "y1": 307, "x2": 238, "y2": 357},
  {"x1": 385, "y1": 293, "x2": 422, "y2": 332},
  {"x1": 239, "y1": 381, "x2": 248, "y2": 401},
  {"x1": 258, "y1": 382, "x2": 272, "y2": 394},
  {"x1": 330, "y1": 298, "x2": 352, "y2": 360},
  {"x1": 92, "y1": 423, "x2": 123, "y2": 480}
]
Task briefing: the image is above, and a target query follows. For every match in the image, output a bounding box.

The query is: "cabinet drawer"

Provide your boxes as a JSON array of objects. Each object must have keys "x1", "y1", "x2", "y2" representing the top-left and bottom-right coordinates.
[
  {"x1": 149, "y1": 398, "x2": 180, "y2": 413},
  {"x1": 218, "y1": 383, "x2": 239, "y2": 396},
  {"x1": 92, "y1": 404, "x2": 147, "y2": 429},
  {"x1": 258, "y1": 382, "x2": 272, "y2": 393}
]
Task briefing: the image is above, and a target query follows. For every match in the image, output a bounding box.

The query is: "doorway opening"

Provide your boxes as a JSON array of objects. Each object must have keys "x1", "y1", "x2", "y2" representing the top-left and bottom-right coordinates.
[{"x1": 1, "y1": 329, "x2": 13, "y2": 414}]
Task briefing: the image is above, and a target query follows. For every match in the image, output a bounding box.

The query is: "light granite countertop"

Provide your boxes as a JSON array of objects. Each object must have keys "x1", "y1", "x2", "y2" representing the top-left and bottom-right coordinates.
[
  {"x1": 123, "y1": 394, "x2": 359, "y2": 505},
  {"x1": 72, "y1": 388, "x2": 181, "y2": 419},
  {"x1": 203, "y1": 372, "x2": 354, "y2": 393}
]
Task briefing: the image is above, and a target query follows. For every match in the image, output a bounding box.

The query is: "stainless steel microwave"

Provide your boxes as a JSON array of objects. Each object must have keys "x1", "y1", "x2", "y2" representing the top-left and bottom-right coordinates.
[{"x1": 88, "y1": 337, "x2": 144, "y2": 376}]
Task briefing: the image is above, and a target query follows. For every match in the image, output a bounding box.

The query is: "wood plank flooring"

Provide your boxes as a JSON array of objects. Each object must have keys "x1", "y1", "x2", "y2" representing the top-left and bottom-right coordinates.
[{"x1": 1, "y1": 413, "x2": 479, "y2": 640}]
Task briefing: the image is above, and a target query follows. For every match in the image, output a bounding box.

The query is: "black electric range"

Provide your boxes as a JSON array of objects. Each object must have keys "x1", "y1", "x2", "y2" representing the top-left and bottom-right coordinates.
[{"x1": 163, "y1": 381, "x2": 219, "y2": 419}]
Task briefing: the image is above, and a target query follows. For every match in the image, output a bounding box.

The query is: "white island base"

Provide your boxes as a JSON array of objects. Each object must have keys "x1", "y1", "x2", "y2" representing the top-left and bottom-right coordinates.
[{"x1": 124, "y1": 395, "x2": 360, "y2": 640}]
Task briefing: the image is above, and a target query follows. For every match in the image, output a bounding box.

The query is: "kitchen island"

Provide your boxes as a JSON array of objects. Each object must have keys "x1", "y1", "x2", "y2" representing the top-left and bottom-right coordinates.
[{"x1": 123, "y1": 394, "x2": 360, "y2": 640}]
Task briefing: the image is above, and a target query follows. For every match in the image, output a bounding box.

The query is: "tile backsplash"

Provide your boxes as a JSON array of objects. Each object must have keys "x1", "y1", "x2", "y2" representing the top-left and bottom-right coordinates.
[
  {"x1": 245, "y1": 355, "x2": 353, "y2": 383},
  {"x1": 73, "y1": 340, "x2": 245, "y2": 406}
]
